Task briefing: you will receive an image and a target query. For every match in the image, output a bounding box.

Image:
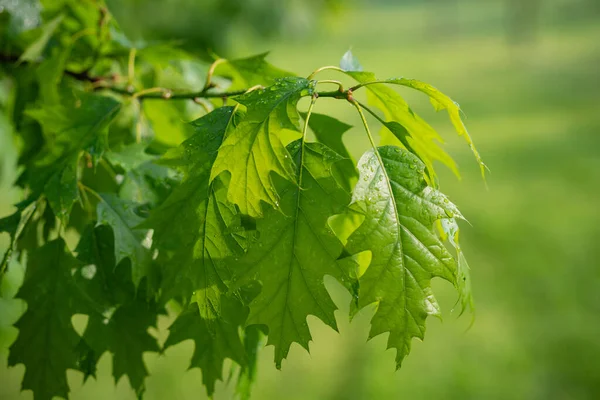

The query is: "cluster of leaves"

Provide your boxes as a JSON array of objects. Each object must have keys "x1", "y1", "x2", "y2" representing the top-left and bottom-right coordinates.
[{"x1": 0, "y1": 2, "x2": 483, "y2": 400}]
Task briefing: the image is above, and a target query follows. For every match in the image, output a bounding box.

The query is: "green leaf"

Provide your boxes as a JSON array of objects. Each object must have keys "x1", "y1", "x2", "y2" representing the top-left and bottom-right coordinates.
[
  {"x1": 36, "y1": 44, "x2": 71, "y2": 105},
  {"x1": 164, "y1": 297, "x2": 248, "y2": 396},
  {"x1": 210, "y1": 77, "x2": 315, "y2": 217},
  {"x1": 305, "y1": 112, "x2": 357, "y2": 192},
  {"x1": 231, "y1": 140, "x2": 351, "y2": 367},
  {"x1": 380, "y1": 77, "x2": 487, "y2": 178},
  {"x1": 26, "y1": 92, "x2": 121, "y2": 225},
  {"x1": 105, "y1": 143, "x2": 157, "y2": 172},
  {"x1": 96, "y1": 193, "x2": 151, "y2": 286},
  {"x1": 346, "y1": 146, "x2": 464, "y2": 368},
  {"x1": 235, "y1": 325, "x2": 264, "y2": 400},
  {"x1": 215, "y1": 53, "x2": 293, "y2": 90},
  {"x1": 347, "y1": 70, "x2": 459, "y2": 182},
  {"x1": 145, "y1": 107, "x2": 245, "y2": 312},
  {"x1": 74, "y1": 225, "x2": 160, "y2": 392},
  {"x1": 8, "y1": 239, "x2": 89, "y2": 400},
  {"x1": 18, "y1": 14, "x2": 63, "y2": 63}
]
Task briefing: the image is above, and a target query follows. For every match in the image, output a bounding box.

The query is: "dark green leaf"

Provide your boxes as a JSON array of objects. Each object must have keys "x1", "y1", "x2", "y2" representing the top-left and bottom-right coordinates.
[
  {"x1": 26, "y1": 92, "x2": 121, "y2": 225},
  {"x1": 96, "y1": 193, "x2": 151, "y2": 286},
  {"x1": 164, "y1": 297, "x2": 248, "y2": 396},
  {"x1": 144, "y1": 107, "x2": 244, "y2": 312},
  {"x1": 305, "y1": 112, "x2": 357, "y2": 192},
  {"x1": 230, "y1": 140, "x2": 351, "y2": 367},
  {"x1": 8, "y1": 239, "x2": 89, "y2": 400},
  {"x1": 75, "y1": 225, "x2": 160, "y2": 391}
]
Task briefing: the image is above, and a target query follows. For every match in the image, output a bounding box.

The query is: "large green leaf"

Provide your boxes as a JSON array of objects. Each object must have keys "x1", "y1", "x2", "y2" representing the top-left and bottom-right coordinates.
[
  {"x1": 96, "y1": 193, "x2": 150, "y2": 286},
  {"x1": 144, "y1": 107, "x2": 246, "y2": 313},
  {"x1": 74, "y1": 225, "x2": 160, "y2": 392},
  {"x1": 8, "y1": 239, "x2": 89, "y2": 400},
  {"x1": 26, "y1": 92, "x2": 121, "y2": 225},
  {"x1": 210, "y1": 77, "x2": 314, "y2": 217},
  {"x1": 346, "y1": 146, "x2": 466, "y2": 367},
  {"x1": 164, "y1": 298, "x2": 248, "y2": 396},
  {"x1": 230, "y1": 140, "x2": 351, "y2": 367}
]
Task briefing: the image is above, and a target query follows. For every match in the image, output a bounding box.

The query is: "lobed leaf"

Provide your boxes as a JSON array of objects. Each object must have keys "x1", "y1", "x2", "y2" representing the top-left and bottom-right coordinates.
[
  {"x1": 164, "y1": 297, "x2": 248, "y2": 396},
  {"x1": 210, "y1": 77, "x2": 315, "y2": 217},
  {"x1": 26, "y1": 92, "x2": 121, "y2": 225},
  {"x1": 8, "y1": 239, "x2": 90, "y2": 400},
  {"x1": 144, "y1": 107, "x2": 245, "y2": 314},
  {"x1": 346, "y1": 146, "x2": 465, "y2": 367},
  {"x1": 96, "y1": 193, "x2": 151, "y2": 286},
  {"x1": 74, "y1": 225, "x2": 160, "y2": 392},
  {"x1": 230, "y1": 140, "x2": 352, "y2": 367}
]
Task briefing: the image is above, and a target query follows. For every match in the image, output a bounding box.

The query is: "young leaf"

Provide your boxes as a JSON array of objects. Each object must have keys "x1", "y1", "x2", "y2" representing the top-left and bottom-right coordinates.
[
  {"x1": 376, "y1": 77, "x2": 486, "y2": 177},
  {"x1": 96, "y1": 193, "x2": 151, "y2": 286},
  {"x1": 26, "y1": 93, "x2": 121, "y2": 225},
  {"x1": 230, "y1": 141, "x2": 351, "y2": 367},
  {"x1": 305, "y1": 112, "x2": 357, "y2": 192},
  {"x1": 164, "y1": 297, "x2": 248, "y2": 396},
  {"x1": 346, "y1": 146, "x2": 464, "y2": 368},
  {"x1": 74, "y1": 225, "x2": 160, "y2": 392},
  {"x1": 8, "y1": 239, "x2": 90, "y2": 400},
  {"x1": 210, "y1": 77, "x2": 315, "y2": 217},
  {"x1": 349, "y1": 71, "x2": 459, "y2": 181},
  {"x1": 144, "y1": 107, "x2": 244, "y2": 312}
]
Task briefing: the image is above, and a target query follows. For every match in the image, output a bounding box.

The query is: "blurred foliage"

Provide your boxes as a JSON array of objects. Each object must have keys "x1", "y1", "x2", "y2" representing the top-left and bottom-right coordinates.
[{"x1": 105, "y1": 0, "x2": 342, "y2": 56}]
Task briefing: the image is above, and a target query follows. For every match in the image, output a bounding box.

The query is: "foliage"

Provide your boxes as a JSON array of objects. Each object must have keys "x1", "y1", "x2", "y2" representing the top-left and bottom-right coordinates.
[{"x1": 0, "y1": 2, "x2": 481, "y2": 399}]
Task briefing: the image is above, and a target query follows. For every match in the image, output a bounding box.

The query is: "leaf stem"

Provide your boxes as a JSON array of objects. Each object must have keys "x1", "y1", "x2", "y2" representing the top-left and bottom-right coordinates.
[
  {"x1": 78, "y1": 182, "x2": 104, "y2": 203},
  {"x1": 315, "y1": 79, "x2": 344, "y2": 92},
  {"x1": 127, "y1": 48, "x2": 137, "y2": 87},
  {"x1": 349, "y1": 79, "x2": 394, "y2": 92},
  {"x1": 203, "y1": 58, "x2": 225, "y2": 90},
  {"x1": 307, "y1": 65, "x2": 343, "y2": 80},
  {"x1": 351, "y1": 100, "x2": 379, "y2": 153}
]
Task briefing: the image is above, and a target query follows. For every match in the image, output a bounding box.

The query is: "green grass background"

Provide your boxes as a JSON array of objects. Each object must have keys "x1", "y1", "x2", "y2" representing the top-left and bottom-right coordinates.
[{"x1": 2, "y1": 0, "x2": 599, "y2": 398}]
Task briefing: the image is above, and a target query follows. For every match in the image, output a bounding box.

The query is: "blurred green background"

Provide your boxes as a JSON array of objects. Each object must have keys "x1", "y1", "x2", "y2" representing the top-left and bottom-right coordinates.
[{"x1": 2, "y1": 0, "x2": 600, "y2": 398}]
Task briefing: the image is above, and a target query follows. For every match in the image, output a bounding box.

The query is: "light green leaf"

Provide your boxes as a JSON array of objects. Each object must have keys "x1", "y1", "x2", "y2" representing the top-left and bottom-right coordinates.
[
  {"x1": 144, "y1": 107, "x2": 245, "y2": 314},
  {"x1": 18, "y1": 14, "x2": 64, "y2": 63},
  {"x1": 346, "y1": 146, "x2": 464, "y2": 368},
  {"x1": 210, "y1": 77, "x2": 315, "y2": 217},
  {"x1": 8, "y1": 239, "x2": 90, "y2": 400},
  {"x1": 348, "y1": 70, "x2": 459, "y2": 182},
  {"x1": 96, "y1": 193, "x2": 150, "y2": 286},
  {"x1": 231, "y1": 140, "x2": 351, "y2": 367},
  {"x1": 215, "y1": 53, "x2": 293, "y2": 90},
  {"x1": 339, "y1": 49, "x2": 363, "y2": 72},
  {"x1": 164, "y1": 297, "x2": 248, "y2": 396},
  {"x1": 105, "y1": 143, "x2": 157, "y2": 172},
  {"x1": 378, "y1": 77, "x2": 486, "y2": 178}
]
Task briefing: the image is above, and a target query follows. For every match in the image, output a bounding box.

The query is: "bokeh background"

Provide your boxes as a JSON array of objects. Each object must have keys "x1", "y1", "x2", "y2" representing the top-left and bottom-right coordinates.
[{"x1": 2, "y1": 0, "x2": 600, "y2": 399}]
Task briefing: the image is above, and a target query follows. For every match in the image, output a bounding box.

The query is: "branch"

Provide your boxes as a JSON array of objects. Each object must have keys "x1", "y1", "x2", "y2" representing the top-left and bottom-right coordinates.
[{"x1": 0, "y1": 52, "x2": 352, "y2": 101}]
